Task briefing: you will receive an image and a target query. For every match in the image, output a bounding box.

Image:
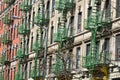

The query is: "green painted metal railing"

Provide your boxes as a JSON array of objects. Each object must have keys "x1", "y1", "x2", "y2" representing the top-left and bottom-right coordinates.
[
  {"x1": 3, "y1": 15, "x2": 13, "y2": 25},
  {"x1": 1, "y1": 54, "x2": 10, "y2": 65},
  {"x1": 16, "y1": 48, "x2": 23, "y2": 58},
  {"x1": 52, "y1": 54, "x2": 64, "y2": 75},
  {"x1": 15, "y1": 69, "x2": 25, "y2": 80},
  {"x1": 84, "y1": 11, "x2": 111, "y2": 30},
  {"x1": 82, "y1": 51, "x2": 110, "y2": 69},
  {"x1": 55, "y1": 0, "x2": 75, "y2": 11},
  {"x1": 4, "y1": 0, "x2": 15, "y2": 4},
  {"x1": 54, "y1": 27, "x2": 72, "y2": 42},
  {"x1": 2, "y1": 33, "x2": 12, "y2": 45},
  {"x1": 34, "y1": 10, "x2": 50, "y2": 26},
  {"x1": 32, "y1": 40, "x2": 44, "y2": 51},
  {"x1": 31, "y1": 32, "x2": 44, "y2": 80},
  {"x1": 0, "y1": 72, "x2": 4, "y2": 80},
  {"x1": 17, "y1": 48, "x2": 28, "y2": 58},
  {"x1": 30, "y1": 68, "x2": 42, "y2": 80},
  {"x1": 18, "y1": 24, "x2": 30, "y2": 35},
  {"x1": 20, "y1": 0, "x2": 32, "y2": 11}
]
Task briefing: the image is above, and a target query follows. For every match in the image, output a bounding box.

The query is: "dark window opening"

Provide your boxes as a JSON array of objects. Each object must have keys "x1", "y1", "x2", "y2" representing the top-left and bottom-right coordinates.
[
  {"x1": 50, "y1": 26, "x2": 54, "y2": 44},
  {"x1": 49, "y1": 56, "x2": 52, "y2": 74},
  {"x1": 69, "y1": 16, "x2": 74, "y2": 36},
  {"x1": 32, "y1": 11, "x2": 35, "y2": 28},
  {"x1": 76, "y1": 47, "x2": 80, "y2": 69},
  {"x1": 77, "y1": 12, "x2": 82, "y2": 33},
  {"x1": 68, "y1": 49, "x2": 73, "y2": 70},
  {"x1": 87, "y1": 7, "x2": 92, "y2": 18},
  {"x1": 116, "y1": 0, "x2": 120, "y2": 17},
  {"x1": 29, "y1": 62, "x2": 32, "y2": 77},
  {"x1": 105, "y1": 0, "x2": 111, "y2": 20},
  {"x1": 86, "y1": 43, "x2": 90, "y2": 56},
  {"x1": 52, "y1": 0, "x2": 55, "y2": 17},
  {"x1": 30, "y1": 36, "x2": 33, "y2": 52},
  {"x1": 116, "y1": 34, "x2": 120, "y2": 61}
]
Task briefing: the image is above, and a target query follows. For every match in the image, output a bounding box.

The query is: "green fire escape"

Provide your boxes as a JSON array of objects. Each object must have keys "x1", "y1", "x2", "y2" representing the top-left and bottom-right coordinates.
[
  {"x1": 20, "y1": 0, "x2": 32, "y2": 12},
  {"x1": 34, "y1": 7, "x2": 49, "y2": 26},
  {"x1": 18, "y1": 24, "x2": 30, "y2": 36},
  {"x1": 4, "y1": 0, "x2": 15, "y2": 4},
  {"x1": 30, "y1": 33, "x2": 44, "y2": 80},
  {"x1": 2, "y1": 32, "x2": 12, "y2": 45},
  {"x1": 55, "y1": 0, "x2": 75, "y2": 12},
  {"x1": 1, "y1": 52, "x2": 10, "y2": 65},
  {"x1": 30, "y1": 0, "x2": 49, "y2": 79},
  {"x1": 15, "y1": 0, "x2": 32, "y2": 80},
  {"x1": 0, "y1": 52, "x2": 5, "y2": 80},
  {"x1": 82, "y1": 0, "x2": 111, "y2": 80},
  {"x1": 0, "y1": 51, "x2": 11, "y2": 80},
  {"x1": 15, "y1": 47, "x2": 25, "y2": 80},
  {"x1": 0, "y1": 71, "x2": 4, "y2": 80},
  {"x1": 52, "y1": 0, "x2": 75, "y2": 79},
  {"x1": 3, "y1": 14, "x2": 13, "y2": 25}
]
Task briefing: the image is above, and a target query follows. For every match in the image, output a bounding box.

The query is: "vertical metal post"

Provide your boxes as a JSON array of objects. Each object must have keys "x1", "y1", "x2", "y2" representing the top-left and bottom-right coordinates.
[{"x1": 42, "y1": 27, "x2": 48, "y2": 80}]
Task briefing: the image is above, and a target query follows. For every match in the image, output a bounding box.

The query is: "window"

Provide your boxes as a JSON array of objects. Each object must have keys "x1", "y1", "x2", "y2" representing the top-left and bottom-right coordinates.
[
  {"x1": 96, "y1": 41, "x2": 100, "y2": 52},
  {"x1": 11, "y1": 68, "x2": 12, "y2": 80},
  {"x1": 0, "y1": 34, "x2": 1, "y2": 47},
  {"x1": 24, "y1": 40, "x2": 27, "y2": 54},
  {"x1": 39, "y1": 59, "x2": 43, "y2": 75},
  {"x1": 77, "y1": 12, "x2": 82, "y2": 33},
  {"x1": 29, "y1": 62, "x2": 32, "y2": 77},
  {"x1": 28, "y1": 14, "x2": 31, "y2": 28},
  {"x1": 104, "y1": 38, "x2": 110, "y2": 52},
  {"x1": 18, "y1": 3, "x2": 21, "y2": 16},
  {"x1": 88, "y1": 0, "x2": 91, "y2": 6},
  {"x1": 26, "y1": 38, "x2": 29, "y2": 53},
  {"x1": 87, "y1": 7, "x2": 92, "y2": 18},
  {"x1": 30, "y1": 36, "x2": 33, "y2": 52},
  {"x1": 68, "y1": 49, "x2": 72, "y2": 70},
  {"x1": 15, "y1": 44, "x2": 18, "y2": 58},
  {"x1": 12, "y1": 25, "x2": 16, "y2": 39},
  {"x1": 116, "y1": 0, "x2": 120, "y2": 18},
  {"x1": 50, "y1": 26, "x2": 54, "y2": 44},
  {"x1": 49, "y1": 56, "x2": 52, "y2": 74},
  {"x1": 22, "y1": 64, "x2": 24, "y2": 79},
  {"x1": 32, "y1": 11, "x2": 35, "y2": 28},
  {"x1": 46, "y1": 1, "x2": 50, "y2": 18},
  {"x1": 69, "y1": 16, "x2": 74, "y2": 36},
  {"x1": 11, "y1": 46, "x2": 14, "y2": 60},
  {"x1": 14, "y1": 67, "x2": 16, "y2": 79},
  {"x1": 86, "y1": 43, "x2": 90, "y2": 56},
  {"x1": 43, "y1": 5, "x2": 45, "y2": 14},
  {"x1": 15, "y1": 5, "x2": 17, "y2": 16},
  {"x1": 51, "y1": 0, "x2": 55, "y2": 17},
  {"x1": 0, "y1": 20, "x2": 2, "y2": 29},
  {"x1": 12, "y1": 8, "x2": 14, "y2": 16},
  {"x1": 105, "y1": 0, "x2": 111, "y2": 20},
  {"x1": 14, "y1": 26, "x2": 16, "y2": 39},
  {"x1": 116, "y1": 34, "x2": 120, "y2": 61},
  {"x1": 16, "y1": 24, "x2": 18, "y2": 38},
  {"x1": 104, "y1": 38, "x2": 110, "y2": 62},
  {"x1": 76, "y1": 47, "x2": 80, "y2": 69}
]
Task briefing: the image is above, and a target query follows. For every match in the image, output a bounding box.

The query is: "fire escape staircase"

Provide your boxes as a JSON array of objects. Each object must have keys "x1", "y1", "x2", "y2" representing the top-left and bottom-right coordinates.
[{"x1": 82, "y1": 0, "x2": 111, "y2": 80}]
